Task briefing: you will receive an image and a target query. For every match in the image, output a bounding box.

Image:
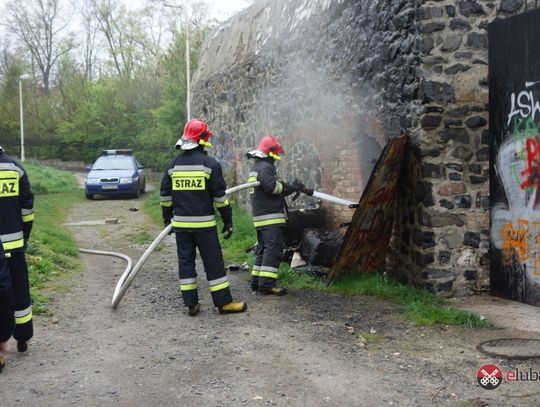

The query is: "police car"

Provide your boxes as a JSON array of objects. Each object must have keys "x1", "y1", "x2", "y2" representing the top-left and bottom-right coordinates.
[{"x1": 84, "y1": 149, "x2": 146, "y2": 199}]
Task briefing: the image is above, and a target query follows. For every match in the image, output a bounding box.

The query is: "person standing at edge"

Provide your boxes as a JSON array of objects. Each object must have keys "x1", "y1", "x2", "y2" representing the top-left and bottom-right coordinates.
[
  {"x1": 0, "y1": 145, "x2": 34, "y2": 359},
  {"x1": 247, "y1": 135, "x2": 313, "y2": 296},
  {"x1": 0, "y1": 243, "x2": 15, "y2": 373},
  {"x1": 160, "y1": 119, "x2": 247, "y2": 316}
]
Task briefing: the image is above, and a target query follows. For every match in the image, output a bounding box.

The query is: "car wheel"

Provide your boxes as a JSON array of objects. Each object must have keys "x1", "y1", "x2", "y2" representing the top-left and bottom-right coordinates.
[
  {"x1": 132, "y1": 188, "x2": 140, "y2": 199},
  {"x1": 85, "y1": 192, "x2": 94, "y2": 200},
  {"x1": 140, "y1": 180, "x2": 146, "y2": 194}
]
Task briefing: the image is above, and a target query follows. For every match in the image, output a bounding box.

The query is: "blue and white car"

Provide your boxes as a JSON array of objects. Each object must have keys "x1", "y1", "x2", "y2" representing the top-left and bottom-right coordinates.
[{"x1": 85, "y1": 150, "x2": 146, "y2": 199}]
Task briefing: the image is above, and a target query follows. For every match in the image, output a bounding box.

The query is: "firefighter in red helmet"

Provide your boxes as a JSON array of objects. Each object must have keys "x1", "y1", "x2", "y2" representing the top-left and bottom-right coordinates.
[
  {"x1": 160, "y1": 119, "x2": 247, "y2": 316},
  {"x1": 247, "y1": 136, "x2": 313, "y2": 295}
]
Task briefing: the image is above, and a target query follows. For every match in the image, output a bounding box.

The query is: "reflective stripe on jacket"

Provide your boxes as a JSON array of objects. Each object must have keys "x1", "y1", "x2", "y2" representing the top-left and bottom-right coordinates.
[
  {"x1": 160, "y1": 148, "x2": 231, "y2": 230},
  {"x1": 0, "y1": 153, "x2": 34, "y2": 252},
  {"x1": 249, "y1": 158, "x2": 287, "y2": 229}
]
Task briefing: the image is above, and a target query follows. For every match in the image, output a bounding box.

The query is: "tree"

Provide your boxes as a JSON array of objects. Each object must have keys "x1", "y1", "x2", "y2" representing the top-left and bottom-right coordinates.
[{"x1": 4, "y1": 0, "x2": 75, "y2": 94}]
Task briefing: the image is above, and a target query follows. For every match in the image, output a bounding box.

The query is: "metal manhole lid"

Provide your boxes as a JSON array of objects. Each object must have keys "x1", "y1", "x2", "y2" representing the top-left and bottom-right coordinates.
[{"x1": 477, "y1": 338, "x2": 540, "y2": 359}]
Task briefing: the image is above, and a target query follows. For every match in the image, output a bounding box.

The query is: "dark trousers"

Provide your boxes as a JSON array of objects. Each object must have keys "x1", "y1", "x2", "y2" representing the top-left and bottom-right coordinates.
[
  {"x1": 176, "y1": 228, "x2": 233, "y2": 307},
  {"x1": 0, "y1": 250, "x2": 32, "y2": 343},
  {"x1": 251, "y1": 226, "x2": 283, "y2": 291},
  {"x1": 0, "y1": 246, "x2": 14, "y2": 343}
]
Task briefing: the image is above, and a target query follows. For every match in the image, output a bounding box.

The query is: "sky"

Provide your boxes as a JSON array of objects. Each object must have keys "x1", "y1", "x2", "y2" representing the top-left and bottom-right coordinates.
[{"x1": 207, "y1": 0, "x2": 251, "y2": 21}]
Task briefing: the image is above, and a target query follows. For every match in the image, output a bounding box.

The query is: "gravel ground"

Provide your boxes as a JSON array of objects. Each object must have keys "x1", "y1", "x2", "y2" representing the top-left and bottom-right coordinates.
[{"x1": 1, "y1": 188, "x2": 540, "y2": 406}]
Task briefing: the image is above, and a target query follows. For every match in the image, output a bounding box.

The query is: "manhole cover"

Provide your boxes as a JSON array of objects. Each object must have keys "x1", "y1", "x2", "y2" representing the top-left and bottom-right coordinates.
[{"x1": 477, "y1": 338, "x2": 540, "y2": 359}]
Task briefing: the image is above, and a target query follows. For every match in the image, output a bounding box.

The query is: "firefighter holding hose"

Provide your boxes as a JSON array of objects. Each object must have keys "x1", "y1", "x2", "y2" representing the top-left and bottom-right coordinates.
[
  {"x1": 160, "y1": 119, "x2": 247, "y2": 316},
  {"x1": 247, "y1": 136, "x2": 313, "y2": 295},
  {"x1": 0, "y1": 145, "x2": 34, "y2": 371}
]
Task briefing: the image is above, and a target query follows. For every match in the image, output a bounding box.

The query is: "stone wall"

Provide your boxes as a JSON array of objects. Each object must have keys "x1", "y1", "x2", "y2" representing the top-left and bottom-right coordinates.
[
  {"x1": 392, "y1": 0, "x2": 532, "y2": 296},
  {"x1": 192, "y1": 0, "x2": 419, "y2": 228},
  {"x1": 192, "y1": 0, "x2": 535, "y2": 295}
]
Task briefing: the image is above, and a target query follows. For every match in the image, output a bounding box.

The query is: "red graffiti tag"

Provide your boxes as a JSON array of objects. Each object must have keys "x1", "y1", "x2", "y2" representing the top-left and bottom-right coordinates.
[{"x1": 521, "y1": 136, "x2": 540, "y2": 189}]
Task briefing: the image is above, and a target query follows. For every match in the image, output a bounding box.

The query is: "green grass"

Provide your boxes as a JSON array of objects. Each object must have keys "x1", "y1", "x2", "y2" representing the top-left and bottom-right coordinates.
[
  {"x1": 217, "y1": 204, "x2": 256, "y2": 263},
  {"x1": 143, "y1": 190, "x2": 162, "y2": 226},
  {"x1": 24, "y1": 164, "x2": 83, "y2": 313},
  {"x1": 278, "y1": 267, "x2": 493, "y2": 328}
]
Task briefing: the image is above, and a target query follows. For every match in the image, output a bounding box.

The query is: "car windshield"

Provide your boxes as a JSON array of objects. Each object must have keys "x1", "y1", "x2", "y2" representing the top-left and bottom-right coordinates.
[{"x1": 92, "y1": 156, "x2": 135, "y2": 170}]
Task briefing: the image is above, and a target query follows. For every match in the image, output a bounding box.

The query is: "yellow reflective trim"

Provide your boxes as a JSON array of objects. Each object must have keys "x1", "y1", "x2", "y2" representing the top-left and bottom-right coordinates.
[
  {"x1": 15, "y1": 312, "x2": 32, "y2": 324},
  {"x1": 214, "y1": 199, "x2": 230, "y2": 208},
  {"x1": 160, "y1": 201, "x2": 173, "y2": 207},
  {"x1": 22, "y1": 213, "x2": 34, "y2": 222},
  {"x1": 180, "y1": 284, "x2": 198, "y2": 291},
  {"x1": 2, "y1": 239, "x2": 24, "y2": 251},
  {"x1": 248, "y1": 177, "x2": 257, "y2": 183},
  {"x1": 251, "y1": 270, "x2": 261, "y2": 277},
  {"x1": 171, "y1": 171, "x2": 210, "y2": 179},
  {"x1": 0, "y1": 170, "x2": 19, "y2": 179},
  {"x1": 273, "y1": 181, "x2": 284, "y2": 195},
  {"x1": 259, "y1": 271, "x2": 278, "y2": 279},
  {"x1": 209, "y1": 281, "x2": 230, "y2": 292},
  {"x1": 253, "y1": 218, "x2": 287, "y2": 228},
  {"x1": 199, "y1": 140, "x2": 212, "y2": 148},
  {"x1": 172, "y1": 220, "x2": 217, "y2": 228},
  {"x1": 269, "y1": 152, "x2": 281, "y2": 160}
]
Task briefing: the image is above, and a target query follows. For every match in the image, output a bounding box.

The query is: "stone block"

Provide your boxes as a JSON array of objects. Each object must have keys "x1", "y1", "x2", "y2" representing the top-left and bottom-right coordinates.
[
  {"x1": 421, "y1": 115, "x2": 442, "y2": 128},
  {"x1": 440, "y1": 199, "x2": 455, "y2": 210},
  {"x1": 438, "y1": 182, "x2": 466, "y2": 196},
  {"x1": 440, "y1": 229, "x2": 463, "y2": 249},
  {"x1": 441, "y1": 35, "x2": 463, "y2": 53},
  {"x1": 420, "y1": 80, "x2": 455, "y2": 103},
  {"x1": 467, "y1": 32, "x2": 488, "y2": 49},
  {"x1": 464, "y1": 231, "x2": 481, "y2": 248},
  {"x1": 440, "y1": 127, "x2": 469, "y2": 144},
  {"x1": 459, "y1": 0, "x2": 486, "y2": 16},
  {"x1": 420, "y1": 208, "x2": 465, "y2": 227},
  {"x1": 450, "y1": 18, "x2": 472, "y2": 31},
  {"x1": 455, "y1": 194, "x2": 472, "y2": 208},
  {"x1": 413, "y1": 229, "x2": 436, "y2": 249},
  {"x1": 499, "y1": 0, "x2": 524, "y2": 13},
  {"x1": 449, "y1": 173, "x2": 463, "y2": 181}
]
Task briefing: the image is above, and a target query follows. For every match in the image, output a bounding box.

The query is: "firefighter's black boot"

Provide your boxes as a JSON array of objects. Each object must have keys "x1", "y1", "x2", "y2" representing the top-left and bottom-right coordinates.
[
  {"x1": 260, "y1": 287, "x2": 287, "y2": 296},
  {"x1": 188, "y1": 303, "x2": 200, "y2": 317},
  {"x1": 218, "y1": 302, "x2": 247, "y2": 314},
  {"x1": 17, "y1": 340, "x2": 27, "y2": 352}
]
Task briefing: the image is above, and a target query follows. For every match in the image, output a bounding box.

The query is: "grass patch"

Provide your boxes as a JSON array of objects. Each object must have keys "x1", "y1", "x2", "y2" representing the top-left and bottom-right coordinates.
[
  {"x1": 278, "y1": 267, "x2": 492, "y2": 328},
  {"x1": 126, "y1": 230, "x2": 153, "y2": 245},
  {"x1": 24, "y1": 164, "x2": 82, "y2": 313},
  {"x1": 217, "y1": 204, "x2": 256, "y2": 263},
  {"x1": 143, "y1": 190, "x2": 162, "y2": 226}
]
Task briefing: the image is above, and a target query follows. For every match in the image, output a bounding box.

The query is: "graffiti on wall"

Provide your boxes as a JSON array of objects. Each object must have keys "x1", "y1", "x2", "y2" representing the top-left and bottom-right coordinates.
[
  {"x1": 489, "y1": 9, "x2": 540, "y2": 305},
  {"x1": 328, "y1": 133, "x2": 407, "y2": 280},
  {"x1": 491, "y1": 82, "x2": 540, "y2": 303}
]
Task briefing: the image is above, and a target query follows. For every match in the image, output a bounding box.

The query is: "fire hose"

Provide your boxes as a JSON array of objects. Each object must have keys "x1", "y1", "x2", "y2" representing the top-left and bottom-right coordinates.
[{"x1": 108, "y1": 181, "x2": 355, "y2": 308}]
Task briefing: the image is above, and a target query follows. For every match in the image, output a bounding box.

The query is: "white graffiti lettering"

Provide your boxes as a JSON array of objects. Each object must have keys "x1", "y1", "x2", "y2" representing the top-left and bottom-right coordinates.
[{"x1": 507, "y1": 90, "x2": 540, "y2": 127}]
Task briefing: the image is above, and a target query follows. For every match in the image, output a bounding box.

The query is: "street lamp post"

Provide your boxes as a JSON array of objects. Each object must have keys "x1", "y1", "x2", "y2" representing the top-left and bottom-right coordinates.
[{"x1": 19, "y1": 73, "x2": 31, "y2": 162}]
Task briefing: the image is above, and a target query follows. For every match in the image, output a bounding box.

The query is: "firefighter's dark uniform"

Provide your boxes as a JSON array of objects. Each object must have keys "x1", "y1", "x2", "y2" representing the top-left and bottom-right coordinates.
[
  {"x1": 0, "y1": 243, "x2": 15, "y2": 371},
  {"x1": 160, "y1": 147, "x2": 234, "y2": 308},
  {"x1": 0, "y1": 150, "x2": 34, "y2": 349},
  {"x1": 248, "y1": 157, "x2": 296, "y2": 292}
]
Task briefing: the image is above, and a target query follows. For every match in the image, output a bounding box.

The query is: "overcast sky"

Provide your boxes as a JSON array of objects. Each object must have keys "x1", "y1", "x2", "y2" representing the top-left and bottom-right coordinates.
[{"x1": 0, "y1": 0, "x2": 252, "y2": 21}]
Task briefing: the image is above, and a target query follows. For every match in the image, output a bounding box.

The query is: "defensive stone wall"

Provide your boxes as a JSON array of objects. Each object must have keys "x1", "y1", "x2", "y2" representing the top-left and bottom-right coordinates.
[{"x1": 192, "y1": 0, "x2": 533, "y2": 295}]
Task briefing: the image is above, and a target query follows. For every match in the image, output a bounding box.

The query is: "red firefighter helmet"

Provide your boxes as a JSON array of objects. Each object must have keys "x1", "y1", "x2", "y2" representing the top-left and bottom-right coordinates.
[
  {"x1": 175, "y1": 119, "x2": 214, "y2": 150},
  {"x1": 249, "y1": 135, "x2": 284, "y2": 160}
]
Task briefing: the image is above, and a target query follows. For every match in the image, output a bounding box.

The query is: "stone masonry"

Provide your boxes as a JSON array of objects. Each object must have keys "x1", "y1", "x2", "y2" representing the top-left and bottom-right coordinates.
[{"x1": 192, "y1": 0, "x2": 534, "y2": 296}]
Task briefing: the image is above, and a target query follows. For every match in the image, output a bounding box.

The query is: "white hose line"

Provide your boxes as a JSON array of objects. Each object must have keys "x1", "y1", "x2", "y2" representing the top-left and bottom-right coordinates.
[
  {"x1": 79, "y1": 249, "x2": 133, "y2": 293},
  {"x1": 110, "y1": 181, "x2": 260, "y2": 309},
  {"x1": 312, "y1": 190, "x2": 355, "y2": 206}
]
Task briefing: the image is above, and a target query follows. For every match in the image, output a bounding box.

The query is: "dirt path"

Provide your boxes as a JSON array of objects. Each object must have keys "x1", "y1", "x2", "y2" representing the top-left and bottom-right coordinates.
[{"x1": 1, "y1": 187, "x2": 540, "y2": 406}]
